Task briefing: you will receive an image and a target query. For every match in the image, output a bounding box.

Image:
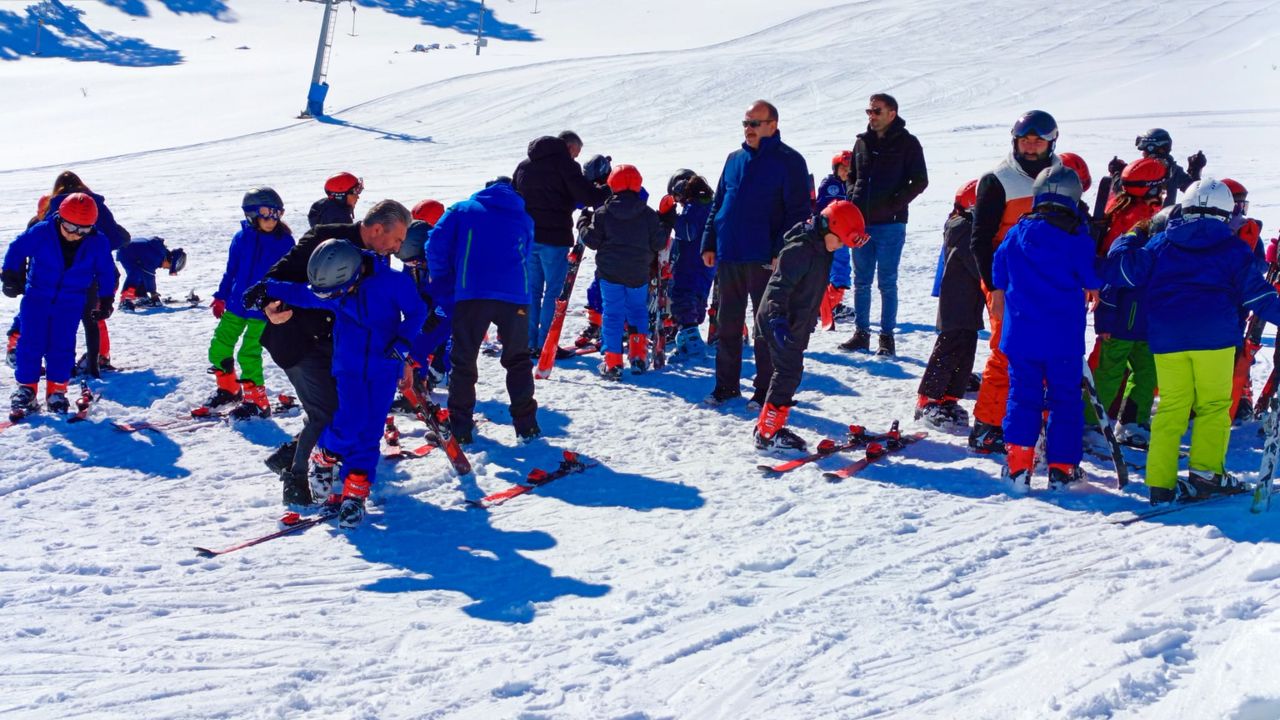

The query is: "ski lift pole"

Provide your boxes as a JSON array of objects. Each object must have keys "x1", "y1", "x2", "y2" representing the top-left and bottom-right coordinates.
[{"x1": 475, "y1": 0, "x2": 485, "y2": 56}]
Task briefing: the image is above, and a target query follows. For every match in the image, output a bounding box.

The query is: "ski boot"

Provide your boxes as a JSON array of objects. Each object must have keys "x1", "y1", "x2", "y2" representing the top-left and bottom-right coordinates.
[
  {"x1": 45, "y1": 381, "x2": 70, "y2": 414},
  {"x1": 265, "y1": 440, "x2": 298, "y2": 475},
  {"x1": 838, "y1": 328, "x2": 871, "y2": 353},
  {"x1": 940, "y1": 398, "x2": 969, "y2": 429},
  {"x1": 753, "y1": 403, "x2": 807, "y2": 452},
  {"x1": 1149, "y1": 485, "x2": 1177, "y2": 506},
  {"x1": 670, "y1": 326, "x2": 705, "y2": 362},
  {"x1": 4, "y1": 331, "x2": 17, "y2": 369},
  {"x1": 703, "y1": 386, "x2": 740, "y2": 407},
  {"x1": 599, "y1": 351, "x2": 624, "y2": 382},
  {"x1": 914, "y1": 398, "x2": 951, "y2": 430},
  {"x1": 1002, "y1": 444, "x2": 1034, "y2": 493},
  {"x1": 628, "y1": 333, "x2": 648, "y2": 375},
  {"x1": 229, "y1": 381, "x2": 270, "y2": 420},
  {"x1": 1177, "y1": 469, "x2": 1249, "y2": 501},
  {"x1": 308, "y1": 448, "x2": 340, "y2": 500},
  {"x1": 514, "y1": 413, "x2": 541, "y2": 444},
  {"x1": 1115, "y1": 422, "x2": 1150, "y2": 448},
  {"x1": 831, "y1": 303, "x2": 855, "y2": 321},
  {"x1": 1047, "y1": 464, "x2": 1084, "y2": 490},
  {"x1": 575, "y1": 310, "x2": 602, "y2": 349},
  {"x1": 195, "y1": 360, "x2": 241, "y2": 416},
  {"x1": 280, "y1": 469, "x2": 314, "y2": 506},
  {"x1": 337, "y1": 471, "x2": 370, "y2": 529},
  {"x1": 9, "y1": 383, "x2": 39, "y2": 421},
  {"x1": 968, "y1": 420, "x2": 1005, "y2": 454}
]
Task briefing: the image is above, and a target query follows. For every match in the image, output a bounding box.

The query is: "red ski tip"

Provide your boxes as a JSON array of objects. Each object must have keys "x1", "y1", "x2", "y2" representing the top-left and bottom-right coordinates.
[{"x1": 562, "y1": 450, "x2": 578, "y2": 462}]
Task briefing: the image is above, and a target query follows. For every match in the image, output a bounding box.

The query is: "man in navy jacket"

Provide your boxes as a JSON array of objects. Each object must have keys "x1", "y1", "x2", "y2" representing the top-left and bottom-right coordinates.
[{"x1": 700, "y1": 100, "x2": 811, "y2": 406}]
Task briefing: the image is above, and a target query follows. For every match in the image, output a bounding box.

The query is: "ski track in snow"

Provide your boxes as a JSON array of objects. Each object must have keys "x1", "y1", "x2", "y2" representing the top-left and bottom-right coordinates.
[{"x1": 2, "y1": 0, "x2": 1280, "y2": 718}]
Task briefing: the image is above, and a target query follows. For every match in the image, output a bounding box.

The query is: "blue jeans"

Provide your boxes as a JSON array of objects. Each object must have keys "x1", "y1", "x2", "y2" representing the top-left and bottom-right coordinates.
[
  {"x1": 852, "y1": 222, "x2": 907, "y2": 334},
  {"x1": 599, "y1": 279, "x2": 650, "y2": 354},
  {"x1": 526, "y1": 243, "x2": 571, "y2": 349}
]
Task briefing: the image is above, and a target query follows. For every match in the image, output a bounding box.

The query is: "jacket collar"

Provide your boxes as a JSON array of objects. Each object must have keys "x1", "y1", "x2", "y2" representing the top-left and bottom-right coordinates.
[{"x1": 741, "y1": 132, "x2": 783, "y2": 156}]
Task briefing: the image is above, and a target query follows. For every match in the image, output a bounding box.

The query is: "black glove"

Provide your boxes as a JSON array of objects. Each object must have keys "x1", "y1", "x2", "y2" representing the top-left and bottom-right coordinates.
[
  {"x1": 1, "y1": 269, "x2": 22, "y2": 298},
  {"x1": 242, "y1": 282, "x2": 269, "y2": 311},
  {"x1": 1187, "y1": 151, "x2": 1207, "y2": 180},
  {"x1": 575, "y1": 209, "x2": 593, "y2": 232},
  {"x1": 94, "y1": 296, "x2": 115, "y2": 320},
  {"x1": 1107, "y1": 156, "x2": 1126, "y2": 176}
]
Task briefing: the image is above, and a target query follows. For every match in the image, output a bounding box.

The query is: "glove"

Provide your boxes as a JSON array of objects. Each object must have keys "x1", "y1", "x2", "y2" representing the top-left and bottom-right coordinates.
[
  {"x1": 423, "y1": 304, "x2": 447, "y2": 333},
  {"x1": 1266, "y1": 238, "x2": 1278, "y2": 265},
  {"x1": 1187, "y1": 151, "x2": 1207, "y2": 179},
  {"x1": 211, "y1": 298, "x2": 226, "y2": 318},
  {"x1": 768, "y1": 316, "x2": 794, "y2": 348},
  {"x1": 241, "y1": 282, "x2": 268, "y2": 311},
  {"x1": 1239, "y1": 219, "x2": 1261, "y2": 247},
  {"x1": 575, "y1": 209, "x2": 593, "y2": 232},
  {"x1": 1107, "y1": 156, "x2": 1125, "y2": 176},
  {"x1": 1, "y1": 269, "x2": 22, "y2": 298},
  {"x1": 94, "y1": 296, "x2": 115, "y2": 320},
  {"x1": 658, "y1": 194, "x2": 678, "y2": 232}
]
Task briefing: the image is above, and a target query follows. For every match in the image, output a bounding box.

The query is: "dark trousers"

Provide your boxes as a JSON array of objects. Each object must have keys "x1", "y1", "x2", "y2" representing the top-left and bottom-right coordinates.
[
  {"x1": 713, "y1": 261, "x2": 774, "y2": 396},
  {"x1": 80, "y1": 282, "x2": 100, "y2": 377},
  {"x1": 449, "y1": 299, "x2": 538, "y2": 431},
  {"x1": 761, "y1": 324, "x2": 812, "y2": 408},
  {"x1": 918, "y1": 330, "x2": 978, "y2": 400},
  {"x1": 283, "y1": 351, "x2": 339, "y2": 476}
]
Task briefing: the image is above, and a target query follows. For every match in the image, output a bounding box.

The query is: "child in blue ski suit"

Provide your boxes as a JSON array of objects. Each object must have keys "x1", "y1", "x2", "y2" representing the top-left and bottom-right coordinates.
[
  {"x1": 667, "y1": 173, "x2": 716, "y2": 360},
  {"x1": 263, "y1": 244, "x2": 426, "y2": 527},
  {"x1": 992, "y1": 167, "x2": 1100, "y2": 490},
  {"x1": 3, "y1": 193, "x2": 118, "y2": 416},
  {"x1": 816, "y1": 151, "x2": 853, "y2": 328},
  {"x1": 396, "y1": 218, "x2": 454, "y2": 400},
  {"x1": 117, "y1": 237, "x2": 185, "y2": 306}
]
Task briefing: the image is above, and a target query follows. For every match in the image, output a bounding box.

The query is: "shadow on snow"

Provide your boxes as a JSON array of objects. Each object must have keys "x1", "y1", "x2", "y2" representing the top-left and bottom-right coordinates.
[
  {"x1": 354, "y1": 0, "x2": 539, "y2": 42},
  {"x1": 0, "y1": 1, "x2": 182, "y2": 66},
  {"x1": 314, "y1": 113, "x2": 437, "y2": 144}
]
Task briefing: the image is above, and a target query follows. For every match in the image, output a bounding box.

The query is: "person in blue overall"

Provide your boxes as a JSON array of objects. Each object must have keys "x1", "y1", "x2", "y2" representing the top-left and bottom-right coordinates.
[
  {"x1": 665, "y1": 169, "x2": 716, "y2": 361},
  {"x1": 3, "y1": 193, "x2": 118, "y2": 419},
  {"x1": 116, "y1": 237, "x2": 186, "y2": 308},
  {"x1": 395, "y1": 218, "x2": 453, "y2": 404},
  {"x1": 256, "y1": 239, "x2": 426, "y2": 529}
]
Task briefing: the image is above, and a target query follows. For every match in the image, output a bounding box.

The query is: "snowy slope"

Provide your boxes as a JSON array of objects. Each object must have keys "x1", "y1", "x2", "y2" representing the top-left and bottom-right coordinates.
[{"x1": 3, "y1": 0, "x2": 1280, "y2": 718}]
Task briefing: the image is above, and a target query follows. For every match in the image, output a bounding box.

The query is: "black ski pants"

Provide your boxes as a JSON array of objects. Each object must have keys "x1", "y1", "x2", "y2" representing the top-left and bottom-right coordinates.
[
  {"x1": 918, "y1": 330, "x2": 978, "y2": 401},
  {"x1": 449, "y1": 299, "x2": 538, "y2": 432},
  {"x1": 283, "y1": 350, "x2": 339, "y2": 476},
  {"x1": 760, "y1": 324, "x2": 812, "y2": 408},
  {"x1": 713, "y1": 261, "x2": 774, "y2": 397}
]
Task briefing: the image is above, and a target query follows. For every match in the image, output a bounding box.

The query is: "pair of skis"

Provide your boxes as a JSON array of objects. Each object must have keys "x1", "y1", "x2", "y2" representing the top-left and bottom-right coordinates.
[
  {"x1": 467, "y1": 450, "x2": 594, "y2": 509},
  {"x1": 757, "y1": 420, "x2": 927, "y2": 481},
  {"x1": 2, "y1": 380, "x2": 97, "y2": 430},
  {"x1": 113, "y1": 395, "x2": 298, "y2": 433},
  {"x1": 535, "y1": 238, "x2": 589, "y2": 381}
]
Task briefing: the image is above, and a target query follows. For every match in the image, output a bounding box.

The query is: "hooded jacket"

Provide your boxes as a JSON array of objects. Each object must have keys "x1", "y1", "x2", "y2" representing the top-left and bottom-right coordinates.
[
  {"x1": 308, "y1": 197, "x2": 355, "y2": 228},
  {"x1": 761, "y1": 217, "x2": 834, "y2": 335},
  {"x1": 47, "y1": 191, "x2": 131, "y2": 251},
  {"x1": 1101, "y1": 217, "x2": 1280, "y2": 354},
  {"x1": 215, "y1": 220, "x2": 295, "y2": 320},
  {"x1": 3, "y1": 219, "x2": 118, "y2": 305},
  {"x1": 512, "y1": 136, "x2": 610, "y2": 248},
  {"x1": 427, "y1": 183, "x2": 534, "y2": 305},
  {"x1": 581, "y1": 191, "x2": 667, "y2": 288},
  {"x1": 847, "y1": 116, "x2": 929, "y2": 225},
  {"x1": 701, "y1": 132, "x2": 811, "y2": 264}
]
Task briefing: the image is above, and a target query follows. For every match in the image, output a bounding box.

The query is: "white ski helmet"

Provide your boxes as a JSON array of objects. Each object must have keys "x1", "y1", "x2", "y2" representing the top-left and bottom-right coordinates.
[{"x1": 1179, "y1": 177, "x2": 1234, "y2": 221}]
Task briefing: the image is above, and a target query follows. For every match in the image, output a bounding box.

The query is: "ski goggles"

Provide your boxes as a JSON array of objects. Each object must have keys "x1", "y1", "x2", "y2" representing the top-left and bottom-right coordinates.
[
  {"x1": 59, "y1": 220, "x2": 94, "y2": 236},
  {"x1": 252, "y1": 207, "x2": 284, "y2": 220},
  {"x1": 309, "y1": 275, "x2": 360, "y2": 300}
]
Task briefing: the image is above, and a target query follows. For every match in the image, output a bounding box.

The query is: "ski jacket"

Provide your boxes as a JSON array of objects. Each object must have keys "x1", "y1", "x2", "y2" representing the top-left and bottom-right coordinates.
[
  {"x1": 308, "y1": 197, "x2": 354, "y2": 228},
  {"x1": 215, "y1": 220, "x2": 295, "y2": 321},
  {"x1": 427, "y1": 183, "x2": 533, "y2": 305},
  {"x1": 701, "y1": 132, "x2": 811, "y2": 264},
  {"x1": 265, "y1": 257, "x2": 426, "y2": 378},
  {"x1": 512, "y1": 136, "x2": 610, "y2": 248},
  {"x1": 1101, "y1": 217, "x2": 1280, "y2": 354},
  {"x1": 3, "y1": 219, "x2": 118, "y2": 305},
  {"x1": 1095, "y1": 226, "x2": 1151, "y2": 341},
  {"x1": 936, "y1": 212, "x2": 985, "y2": 332},
  {"x1": 970, "y1": 152, "x2": 1060, "y2": 289},
  {"x1": 672, "y1": 198, "x2": 713, "y2": 267},
  {"x1": 46, "y1": 191, "x2": 131, "y2": 251},
  {"x1": 993, "y1": 212, "x2": 1099, "y2": 361},
  {"x1": 815, "y1": 173, "x2": 846, "y2": 212},
  {"x1": 116, "y1": 236, "x2": 169, "y2": 295},
  {"x1": 581, "y1": 191, "x2": 667, "y2": 288},
  {"x1": 1098, "y1": 196, "x2": 1160, "y2": 255},
  {"x1": 761, "y1": 218, "x2": 833, "y2": 334},
  {"x1": 261, "y1": 223, "x2": 365, "y2": 369},
  {"x1": 847, "y1": 116, "x2": 929, "y2": 225}
]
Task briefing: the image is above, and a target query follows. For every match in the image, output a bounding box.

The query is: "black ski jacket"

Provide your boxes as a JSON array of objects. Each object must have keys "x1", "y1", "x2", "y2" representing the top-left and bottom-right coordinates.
[
  {"x1": 760, "y1": 218, "x2": 833, "y2": 336},
  {"x1": 936, "y1": 211, "x2": 985, "y2": 332},
  {"x1": 581, "y1": 191, "x2": 666, "y2": 288},
  {"x1": 308, "y1": 197, "x2": 354, "y2": 229},
  {"x1": 847, "y1": 116, "x2": 929, "y2": 225},
  {"x1": 513, "y1": 136, "x2": 610, "y2": 248}
]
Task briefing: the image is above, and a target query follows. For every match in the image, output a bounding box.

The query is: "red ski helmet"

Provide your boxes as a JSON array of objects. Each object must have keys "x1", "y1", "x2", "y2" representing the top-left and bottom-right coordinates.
[
  {"x1": 1120, "y1": 158, "x2": 1167, "y2": 197},
  {"x1": 821, "y1": 200, "x2": 868, "y2": 248},
  {"x1": 1221, "y1": 178, "x2": 1247, "y2": 199},
  {"x1": 954, "y1": 179, "x2": 978, "y2": 211},
  {"x1": 58, "y1": 192, "x2": 98, "y2": 226},
  {"x1": 607, "y1": 164, "x2": 643, "y2": 194},
  {"x1": 324, "y1": 172, "x2": 363, "y2": 199},
  {"x1": 1058, "y1": 152, "x2": 1091, "y2": 192},
  {"x1": 412, "y1": 199, "x2": 445, "y2": 226},
  {"x1": 831, "y1": 150, "x2": 853, "y2": 172}
]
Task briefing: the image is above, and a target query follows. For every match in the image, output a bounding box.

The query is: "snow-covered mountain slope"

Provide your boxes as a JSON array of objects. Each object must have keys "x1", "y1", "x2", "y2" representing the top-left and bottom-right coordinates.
[{"x1": 3, "y1": 0, "x2": 1280, "y2": 718}]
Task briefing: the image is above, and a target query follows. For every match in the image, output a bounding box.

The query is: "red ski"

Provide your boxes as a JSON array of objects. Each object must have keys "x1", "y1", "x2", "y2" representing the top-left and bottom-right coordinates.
[
  {"x1": 194, "y1": 506, "x2": 339, "y2": 558},
  {"x1": 535, "y1": 238, "x2": 589, "y2": 380},
  {"x1": 758, "y1": 424, "x2": 896, "y2": 474},
  {"x1": 467, "y1": 451, "x2": 593, "y2": 509},
  {"x1": 821, "y1": 428, "x2": 927, "y2": 482}
]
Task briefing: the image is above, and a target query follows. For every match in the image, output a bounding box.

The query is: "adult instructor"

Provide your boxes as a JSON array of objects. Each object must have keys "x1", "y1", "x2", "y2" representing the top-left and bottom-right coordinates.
[
  {"x1": 253, "y1": 200, "x2": 411, "y2": 506},
  {"x1": 701, "y1": 100, "x2": 811, "y2": 407}
]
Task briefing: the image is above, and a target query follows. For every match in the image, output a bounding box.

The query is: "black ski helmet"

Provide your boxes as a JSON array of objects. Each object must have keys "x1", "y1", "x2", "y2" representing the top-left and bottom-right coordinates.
[
  {"x1": 582, "y1": 154, "x2": 613, "y2": 185},
  {"x1": 1030, "y1": 165, "x2": 1082, "y2": 213},
  {"x1": 1011, "y1": 110, "x2": 1059, "y2": 152},
  {"x1": 307, "y1": 239, "x2": 364, "y2": 298},
  {"x1": 667, "y1": 168, "x2": 697, "y2": 198},
  {"x1": 242, "y1": 186, "x2": 284, "y2": 212},
  {"x1": 396, "y1": 220, "x2": 430, "y2": 264},
  {"x1": 1135, "y1": 128, "x2": 1173, "y2": 155}
]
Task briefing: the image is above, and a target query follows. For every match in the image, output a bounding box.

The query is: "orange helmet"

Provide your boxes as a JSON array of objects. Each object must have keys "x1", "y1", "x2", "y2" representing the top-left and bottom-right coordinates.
[
  {"x1": 954, "y1": 179, "x2": 978, "y2": 211},
  {"x1": 324, "y1": 172, "x2": 363, "y2": 199},
  {"x1": 1120, "y1": 158, "x2": 1167, "y2": 197},
  {"x1": 820, "y1": 200, "x2": 868, "y2": 248},
  {"x1": 606, "y1": 164, "x2": 643, "y2": 194},
  {"x1": 58, "y1": 192, "x2": 98, "y2": 226},
  {"x1": 1058, "y1": 152, "x2": 1091, "y2": 192},
  {"x1": 412, "y1": 199, "x2": 445, "y2": 226},
  {"x1": 1221, "y1": 178, "x2": 1247, "y2": 198},
  {"x1": 831, "y1": 150, "x2": 853, "y2": 172}
]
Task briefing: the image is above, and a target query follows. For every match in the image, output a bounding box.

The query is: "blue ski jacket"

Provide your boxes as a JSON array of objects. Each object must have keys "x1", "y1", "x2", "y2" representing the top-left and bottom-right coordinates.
[
  {"x1": 216, "y1": 220, "x2": 295, "y2": 321},
  {"x1": 116, "y1": 237, "x2": 168, "y2": 295},
  {"x1": 47, "y1": 192, "x2": 130, "y2": 251},
  {"x1": 3, "y1": 219, "x2": 118, "y2": 305},
  {"x1": 428, "y1": 183, "x2": 533, "y2": 306},
  {"x1": 701, "y1": 132, "x2": 811, "y2": 264}
]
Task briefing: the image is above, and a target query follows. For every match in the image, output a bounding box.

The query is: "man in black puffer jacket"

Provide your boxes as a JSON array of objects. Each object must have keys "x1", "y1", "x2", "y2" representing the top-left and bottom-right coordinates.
[{"x1": 513, "y1": 131, "x2": 611, "y2": 352}]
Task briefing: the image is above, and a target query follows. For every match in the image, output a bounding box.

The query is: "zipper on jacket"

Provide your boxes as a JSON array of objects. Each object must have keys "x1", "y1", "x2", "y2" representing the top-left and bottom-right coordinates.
[{"x1": 461, "y1": 229, "x2": 473, "y2": 290}]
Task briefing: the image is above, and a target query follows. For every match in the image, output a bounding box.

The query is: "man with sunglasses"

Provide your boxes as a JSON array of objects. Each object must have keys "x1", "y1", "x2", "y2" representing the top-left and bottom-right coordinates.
[
  {"x1": 253, "y1": 199, "x2": 410, "y2": 506},
  {"x1": 700, "y1": 100, "x2": 811, "y2": 407},
  {"x1": 3, "y1": 192, "x2": 118, "y2": 420},
  {"x1": 837, "y1": 93, "x2": 929, "y2": 357}
]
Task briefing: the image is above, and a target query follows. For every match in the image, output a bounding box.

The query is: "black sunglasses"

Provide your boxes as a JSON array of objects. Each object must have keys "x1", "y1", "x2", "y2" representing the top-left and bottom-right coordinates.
[
  {"x1": 865, "y1": 107, "x2": 887, "y2": 116},
  {"x1": 742, "y1": 119, "x2": 772, "y2": 128}
]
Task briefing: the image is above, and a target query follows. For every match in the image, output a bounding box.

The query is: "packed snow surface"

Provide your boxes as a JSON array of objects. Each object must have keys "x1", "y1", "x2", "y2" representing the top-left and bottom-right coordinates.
[{"x1": 2, "y1": 0, "x2": 1280, "y2": 718}]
